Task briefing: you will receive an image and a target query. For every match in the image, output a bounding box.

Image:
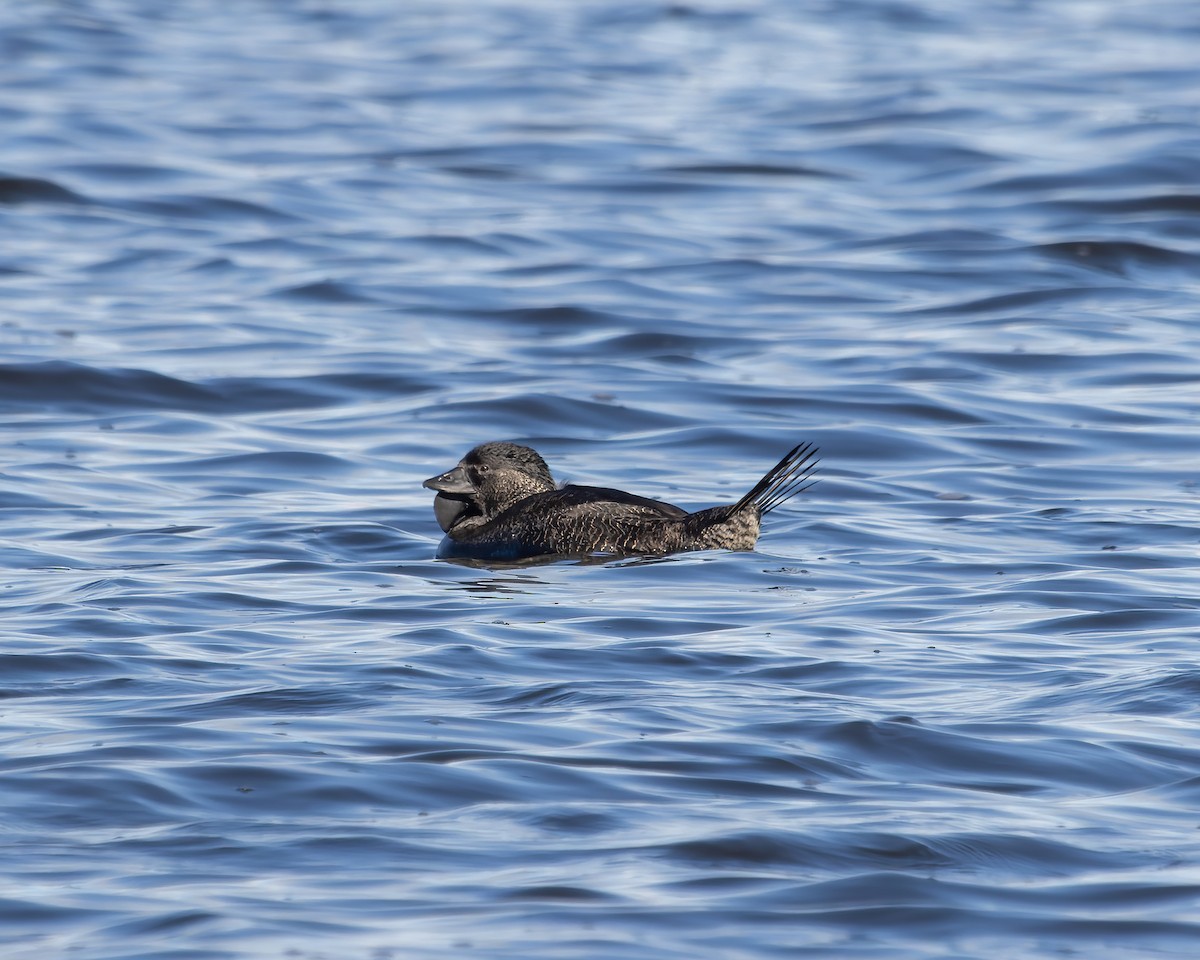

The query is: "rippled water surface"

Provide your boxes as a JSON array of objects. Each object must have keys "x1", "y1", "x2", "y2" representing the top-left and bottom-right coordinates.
[{"x1": 3, "y1": 1, "x2": 1200, "y2": 958}]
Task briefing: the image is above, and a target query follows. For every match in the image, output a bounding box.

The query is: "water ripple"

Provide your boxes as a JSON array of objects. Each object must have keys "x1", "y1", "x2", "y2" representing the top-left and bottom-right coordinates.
[{"x1": 2, "y1": 0, "x2": 1200, "y2": 958}]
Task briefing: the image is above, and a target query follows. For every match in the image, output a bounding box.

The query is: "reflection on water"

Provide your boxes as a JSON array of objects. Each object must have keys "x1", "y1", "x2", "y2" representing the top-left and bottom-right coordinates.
[{"x1": 448, "y1": 571, "x2": 550, "y2": 594}]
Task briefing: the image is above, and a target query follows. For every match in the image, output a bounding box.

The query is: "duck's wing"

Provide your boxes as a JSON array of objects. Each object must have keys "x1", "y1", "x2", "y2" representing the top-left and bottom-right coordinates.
[
  {"x1": 440, "y1": 485, "x2": 684, "y2": 561},
  {"x1": 552, "y1": 484, "x2": 688, "y2": 519},
  {"x1": 525, "y1": 485, "x2": 684, "y2": 556}
]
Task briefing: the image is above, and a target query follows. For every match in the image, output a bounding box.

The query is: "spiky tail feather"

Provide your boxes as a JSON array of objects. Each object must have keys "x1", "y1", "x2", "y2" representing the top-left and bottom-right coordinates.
[{"x1": 732, "y1": 442, "x2": 820, "y2": 516}]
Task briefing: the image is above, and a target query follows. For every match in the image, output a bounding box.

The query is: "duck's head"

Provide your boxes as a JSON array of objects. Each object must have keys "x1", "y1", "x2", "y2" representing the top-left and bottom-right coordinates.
[{"x1": 423, "y1": 441, "x2": 555, "y2": 532}]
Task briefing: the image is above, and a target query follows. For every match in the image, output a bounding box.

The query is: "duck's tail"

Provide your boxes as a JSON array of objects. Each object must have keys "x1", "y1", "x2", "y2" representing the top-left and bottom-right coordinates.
[{"x1": 732, "y1": 441, "x2": 820, "y2": 516}]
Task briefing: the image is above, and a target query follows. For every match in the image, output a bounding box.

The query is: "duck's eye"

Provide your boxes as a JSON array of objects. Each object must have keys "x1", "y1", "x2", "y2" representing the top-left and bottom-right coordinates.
[{"x1": 476, "y1": 463, "x2": 490, "y2": 475}]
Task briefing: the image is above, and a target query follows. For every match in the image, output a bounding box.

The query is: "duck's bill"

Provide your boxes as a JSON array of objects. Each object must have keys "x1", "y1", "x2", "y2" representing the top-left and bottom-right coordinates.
[
  {"x1": 433, "y1": 492, "x2": 471, "y2": 532},
  {"x1": 423, "y1": 465, "x2": 473, "y2": 495}
]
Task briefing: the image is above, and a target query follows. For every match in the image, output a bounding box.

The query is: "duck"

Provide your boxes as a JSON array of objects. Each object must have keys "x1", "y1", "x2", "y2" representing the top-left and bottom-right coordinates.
[{"x1": 423, "y1": 440, "x2": 818, "y2": 563}]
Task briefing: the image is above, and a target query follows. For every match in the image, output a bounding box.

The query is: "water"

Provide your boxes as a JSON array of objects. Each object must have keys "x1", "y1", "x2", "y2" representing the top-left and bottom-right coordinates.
[{"x1": 2, "y1": 1, "x2": 1199, "y2": 957}]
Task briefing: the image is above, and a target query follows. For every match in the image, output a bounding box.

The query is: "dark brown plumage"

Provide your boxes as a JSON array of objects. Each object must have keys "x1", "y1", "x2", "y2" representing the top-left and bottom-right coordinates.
[{"x1": 423, "y1": 441, "x2": 819, "y2": 564}]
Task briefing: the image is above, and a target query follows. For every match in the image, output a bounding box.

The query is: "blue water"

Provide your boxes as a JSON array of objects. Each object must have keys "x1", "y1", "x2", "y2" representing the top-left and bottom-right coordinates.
[{"x1": 3, "y1": 1, "x2": 1200, "y2": 958}]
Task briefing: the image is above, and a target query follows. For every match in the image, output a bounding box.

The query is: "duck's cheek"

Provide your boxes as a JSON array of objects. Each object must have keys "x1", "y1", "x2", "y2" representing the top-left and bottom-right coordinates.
[{"x1": 434, "y1": 493, "x2": 470, "y2": 532}]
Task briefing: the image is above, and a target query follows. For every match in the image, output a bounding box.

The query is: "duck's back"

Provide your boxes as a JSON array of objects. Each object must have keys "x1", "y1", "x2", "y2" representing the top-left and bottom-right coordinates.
[{"x1": 438, "y1": 484, "x2": 688, "y2": 561}]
